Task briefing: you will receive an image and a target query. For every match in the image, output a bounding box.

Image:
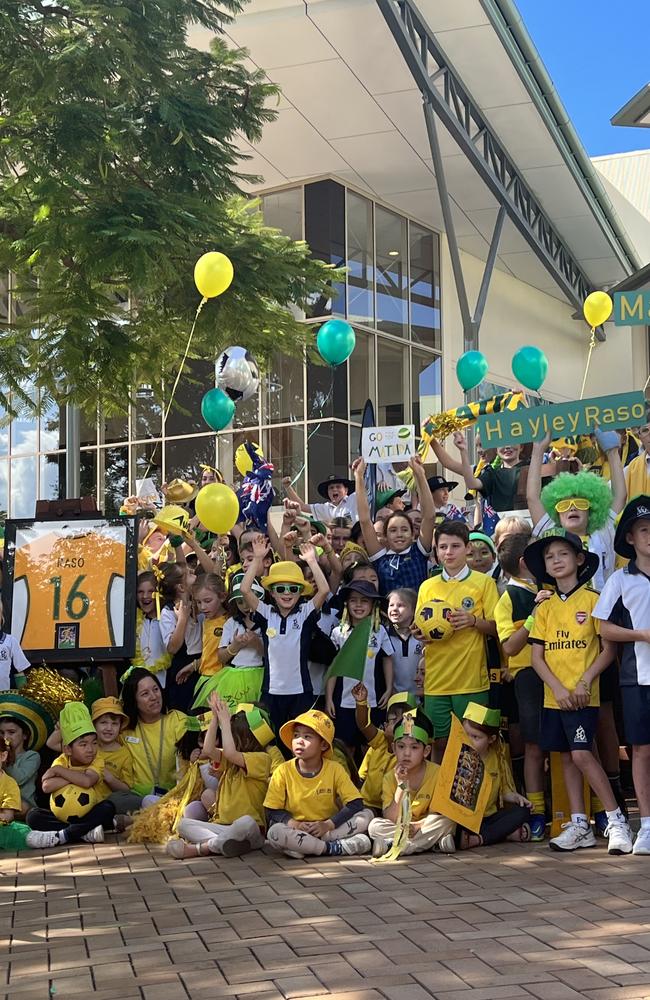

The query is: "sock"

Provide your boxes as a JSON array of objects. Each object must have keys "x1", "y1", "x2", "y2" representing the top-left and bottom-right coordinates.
[
  {"x1": 571, "y1": 813, "x2": 589, "y2": 828},
  {"x1": 606, "y1": 808, "x2": 626, "y2": 824},
  {"x1": 325, "y1": 840, "x2": 342, "y2": 856},
  {"x1": 640, "y1": 817, "x2": 650, "y2": 830},
  {"x1": 57, "y1": 830, "x2": 69, "y2": 845},
  {"x1": 528, "y1": 791, "x2": 545, "y2": 817},
  {"x1": 591, "y1": 794, "x2": 605, "y2": 814}
]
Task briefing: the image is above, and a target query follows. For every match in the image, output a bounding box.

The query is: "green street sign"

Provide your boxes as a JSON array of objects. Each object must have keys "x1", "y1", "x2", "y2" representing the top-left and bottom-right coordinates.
[
  {"x1": 613, "y1": 291, "x2": 650, "y2": 326},
  {"x1": 476, "y1": 391, "x2": 647, "y2": 449}
]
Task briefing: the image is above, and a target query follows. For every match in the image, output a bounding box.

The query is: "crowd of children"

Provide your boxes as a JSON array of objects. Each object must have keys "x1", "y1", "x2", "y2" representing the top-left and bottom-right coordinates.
[{"x1": 2, "y1": 423, "x2": 650, "y2": 862}]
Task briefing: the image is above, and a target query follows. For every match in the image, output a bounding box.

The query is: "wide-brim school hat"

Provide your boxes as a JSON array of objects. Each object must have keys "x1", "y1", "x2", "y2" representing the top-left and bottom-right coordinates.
[
  {"x1": 375, "y1": 488, "x2": 407, "y2": 512},
  {"x1": 523, "y1": 528, "x2": 599, "y2": 586},
  {"x1": 338, "y1": 579, "x2": 383, "y2": 603},
  {"x1": 427, "y1": 475, "x2": 458, "y2": 492},
  {"x1": 260, "y1": 561, "x2": 314, "y2": 597},
  {"x1": 280, "y1": 710, "x2": 334, "y2": 758},
  {"x1": 317, "y1": 475, "x2": 354, "y2": 499},
  {"x1": 614, "y1": 495, "x2": 650, "y2": 560}
]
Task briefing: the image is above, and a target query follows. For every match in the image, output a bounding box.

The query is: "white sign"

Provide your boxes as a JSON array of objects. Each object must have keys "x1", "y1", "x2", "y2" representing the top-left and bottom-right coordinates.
[{"x1": 362, "y1": 425, "x2": 415, "y2": 463}]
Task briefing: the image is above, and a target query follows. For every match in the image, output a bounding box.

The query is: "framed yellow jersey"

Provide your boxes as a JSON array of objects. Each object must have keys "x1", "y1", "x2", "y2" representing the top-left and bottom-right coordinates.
[{"x1": 3, "y1": 517, "x2": 138, "y2": 662}]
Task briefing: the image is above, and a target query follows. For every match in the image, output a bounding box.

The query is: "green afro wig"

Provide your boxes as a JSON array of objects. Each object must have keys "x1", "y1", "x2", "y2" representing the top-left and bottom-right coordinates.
[{"x1": 541, "y1": 471, "x2": 612, "y2": 534}]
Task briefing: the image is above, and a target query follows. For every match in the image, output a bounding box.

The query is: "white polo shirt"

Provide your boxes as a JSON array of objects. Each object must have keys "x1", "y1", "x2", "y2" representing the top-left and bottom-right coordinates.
[
  {"x1": 254, "y1": 599, "x2": 320, "y2": 696},
  {"x1": 593, "y1": 562, "x2": 650, "y2": 686},
  {"x1": 0, "y1": 634, "x2": 30, "y2": 689},
  {"x1": 309, "y1": 493, "x2": 358, "y2": 524}
]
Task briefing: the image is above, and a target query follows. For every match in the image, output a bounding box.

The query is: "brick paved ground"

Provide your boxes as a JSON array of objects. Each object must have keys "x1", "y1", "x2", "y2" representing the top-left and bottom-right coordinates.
[{"x1": 3, "y1": 837, "x2": 650, "y2": 1000}]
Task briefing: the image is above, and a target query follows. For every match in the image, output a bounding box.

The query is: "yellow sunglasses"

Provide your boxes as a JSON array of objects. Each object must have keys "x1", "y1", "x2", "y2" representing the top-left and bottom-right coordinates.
[{"x1": 555, "y1": 497, "x2": 591, "y2": 513}]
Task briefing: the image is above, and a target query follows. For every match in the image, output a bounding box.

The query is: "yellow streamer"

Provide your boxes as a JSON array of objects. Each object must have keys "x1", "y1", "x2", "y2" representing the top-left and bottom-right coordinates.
[{"x1": 372, "y1": 787, "x2": 412, "y2": 864}]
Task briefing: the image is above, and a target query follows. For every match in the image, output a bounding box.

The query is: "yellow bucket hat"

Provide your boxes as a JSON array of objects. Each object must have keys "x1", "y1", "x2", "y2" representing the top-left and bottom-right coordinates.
[
  {"x1": 164, "y1": 478, "x2": 199, "y2": 504},
  {"x1": 280, "y1": 710, "x2": 334, "y2": 758},
  {"x1": 91, "y1": 697, "x2": 128, "y2": 727},
  {"x1": 260, "y1": 561, "x2": 314, "y2": 596}
]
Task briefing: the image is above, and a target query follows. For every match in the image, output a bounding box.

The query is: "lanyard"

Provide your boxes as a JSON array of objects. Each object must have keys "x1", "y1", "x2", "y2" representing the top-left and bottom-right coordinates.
[{"x1": 137, "y1": 717, "x2": 165, "y2": 788}]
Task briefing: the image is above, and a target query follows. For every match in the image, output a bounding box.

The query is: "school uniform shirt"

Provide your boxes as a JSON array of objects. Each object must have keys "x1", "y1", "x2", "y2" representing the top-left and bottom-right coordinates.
[
  {"x1": 528, "y1": 585, "x2": 602, "y2": 708},
  {"x1": 417, "y1": 567, "x2": 499, "y2": 696},
  {"x1": 381, "y1": 760, "x2": 440, "y2": 820},
  {"x1": 483, "y1": 744, "x2": 516, "y2": 817},
  {"x1": 212, "y1": 751, "x2": 271, "y2": 828},
  {"x1": 0, "y1": 634, "x2": 30, "y2": 689},
  {"x1": 331, "y1": 623, "x2": 393, "y2": 709},
  {"x1": 159, "y1": 606, "x2": 202, "y2": 658},
  {"x1": 625, "y1": 452, "x2": 650, "y2": 499},
  {"x1": 253, "y1": 600, "x2": 320, "y2": 696},
  {"x1": 593, "y1": 562, "x2": 650, "y2": 686},
  {"x1": 95, "y1": 741, "x2": 135, "y2": 798},
  {"x1": 370, "y1": 540, "x2": 432, "y2": 595},
  {"x1": 309, "y1": 493, "x2": 358, "y2": 524},
  {"x1": 6, "y1": 750, "x2": 40, "y2": 809},
  {"x1": 264, "y1": 758, "x2": 360, "y2": 822},
  {"x1": 0, "y1": 771, "x2": 21, "y2": 811},
  {"x1": 219, "y1": 617, "x2": 264, "y2": 667},
  {"x1": 199, "y1": 614, "x2": 227, "y2": 676},
  {"x1": 387, "y1": 625, "x2": 422, "y2": 694},
  {"x1": 359, "y1": 730, "x2": 395, "y2": 810},
  {"x1": 123, "y1": 710, "x2": 188, "y2": 792},
  {"x1": 137, "y1": 615, "x2": 170, "y2": 687},
  {"x1": 494, "y1": 579, "x2": 537, "y2": 674},
  {"x1": 532, "y1": 510, "x2": 616, "y2": 594}
]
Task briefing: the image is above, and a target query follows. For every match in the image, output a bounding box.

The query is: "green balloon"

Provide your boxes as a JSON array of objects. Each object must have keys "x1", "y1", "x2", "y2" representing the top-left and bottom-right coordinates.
[
  {"x1": 201, "y1": 388, "x2": 235, "y2": 431},
  {"x1": 511, "y1": 346, "x2": 548, "y2": 392},
  {"x1": 456, "y1": 350, "x2": 488, "y2": 391},
  {"x1": 316, "y1": 319, "x2": 356, "y2": 366}
]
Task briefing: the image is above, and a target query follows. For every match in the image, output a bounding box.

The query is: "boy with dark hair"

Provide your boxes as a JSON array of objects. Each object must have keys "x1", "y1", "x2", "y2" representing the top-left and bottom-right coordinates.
[{"x1": 416, "y1": 520, "x2": 498, "y2": 759}]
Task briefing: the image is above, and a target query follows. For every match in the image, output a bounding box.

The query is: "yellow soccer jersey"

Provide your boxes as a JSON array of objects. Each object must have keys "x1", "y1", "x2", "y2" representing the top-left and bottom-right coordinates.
[
  {"x1": 529, "y1": 586, "x2": 602, "y2": 709},
  {"x1": 359, "y1": 731, "x2": 395, "y2": 810},
  {"x1": 122, "y1": 710, "x2": 188, "y2": 793},
  {"x1": 382, "y1": 760, "x2": 440, "y2": 820},
  {"x1": 494, "y1": 580, "x2": 537, "y2": 675},
  {"x1": 264, "y1": 758, "x2": 360, "y2": 822},
  {"x1": 0, "y1": 771, "x2": 21, "y2": 811},
  {"x1": 417, "y1": 569, "x2": 498, "y2": 696},
  {"x1": 199, "y1": 615, "x2": 227, "y2": 676},
  {"x1": 213, "y1": 751, "x2": 271, "y2": 828},
  {"x1": 14, "y1": 529, "x2": 125, "y2": 650}
]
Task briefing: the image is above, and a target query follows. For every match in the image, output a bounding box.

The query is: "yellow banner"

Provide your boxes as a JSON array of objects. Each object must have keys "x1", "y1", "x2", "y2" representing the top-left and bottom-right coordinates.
[{"x1": 430, "y1": 715, "x2": 493, "y2": 833}]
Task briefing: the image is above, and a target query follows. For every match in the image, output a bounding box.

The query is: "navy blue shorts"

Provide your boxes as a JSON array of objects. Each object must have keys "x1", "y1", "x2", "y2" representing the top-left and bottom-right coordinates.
[
  {"x1": 599, "y1": 660, "x2": 619, "y2": 704},
  {"x1": 514, "y1": 667, "x2": 544, "y2": 745},
  {"x1": 539, "y1": 706, "x2": 599, "y2": 752},
  {"x1": 621, "y1": 684, "x2": 650, "y2": 746}
]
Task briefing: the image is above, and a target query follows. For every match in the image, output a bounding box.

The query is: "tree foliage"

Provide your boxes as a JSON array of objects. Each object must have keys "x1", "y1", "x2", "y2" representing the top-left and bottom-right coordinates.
[{"x1": 0, "y1": 1, "x2": 339, "y2": 416}]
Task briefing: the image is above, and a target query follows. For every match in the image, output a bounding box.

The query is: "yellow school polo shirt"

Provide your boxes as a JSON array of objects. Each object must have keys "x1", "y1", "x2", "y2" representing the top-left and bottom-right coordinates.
[
  {"x1": 213, "y1": 751, "x2": 271, "y2": 828},
  {"x1": 625, "y1": 453, "x2": 650, "y2": 500},
  {"x1": 381, "y1": 760, "x2": 440, "y2": 820},
  {"x1": 359, "y1": 731, "x2": 395, "y2": 810},
  {"x1": 529, "y1": 585, "x2": 602, "y2": 709},
  {"x1": 494, "y1": 579, "x2": 537, "y2": 675},
  {"x1": 0, "y1": 771, "x2": 22, "y2": 811},
  {"x1": 264, "y1": 758, "x2": 360, "y2": 822},
  {"x1": 417, "y1": 567, "x2": 499, "y2": 696}
]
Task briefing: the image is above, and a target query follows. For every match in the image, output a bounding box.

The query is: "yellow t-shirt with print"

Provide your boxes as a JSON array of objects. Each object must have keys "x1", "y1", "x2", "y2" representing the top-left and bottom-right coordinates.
[
  {"x1": 95, "y1": 741, "x2": 135, "y2": 798},
  {"x1": 199, "y1": 615, "x2": 227, "y2": 676},
  {"x1": 417, "y1": 569, "x2": 499, "y2": 696},
  {"x1": 529, "y1": 586, "x2": 602, "y2": 709},
  {"x1": 264, "y1": 758, "x2": 360, "y2": 822},
  {"x1": 122, "y1": 710, "x2": 187, "y2": 793},
  {"x1": 212, "y1": 751, "x2": 271, "y2": 828},
  {"x1": 0, "y1": 771, "x2": 22, "y2": 811},
  {"x1": 494, "y1": 580, "x2": 537, "y2": 675},
  {"x1": 381, "y1": 760, "x2": 440, "y2": 820},
  {"x1": 359, "y1": 731, "x2": 395, "y2": 810}
]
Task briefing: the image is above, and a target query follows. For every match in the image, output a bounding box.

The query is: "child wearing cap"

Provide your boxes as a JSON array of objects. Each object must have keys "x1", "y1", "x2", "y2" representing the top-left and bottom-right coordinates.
[
  {"x1": 241, "y1": 535, "x2": 330, "y2": 734},
  {"x1": 368, "y1": 708, "x2": 455, "y2": 857},
  {"x1": 593, "y1": 495, "x2": 650, "y2": 854},
  {"x1": 458, "y1": 703, "x2": 532, "y2": 849},
  {"x1": 525, "y1": 529, "x2": 633, "y2": 854},
  {"x1": 91, "y1": 698, "x2": 139, "y2": 814},
  {"x1": 0, "y1": 714, "x2": 41, "y2": 818},
  {"x1": 265, "y1": 710, "x2": 371, "y2": 857},
  {"x1": 352, "y1": 687, "x2": 418, "y2": 812},
  {"x1": 27, "y1": 702, "x2": 115, "y2": 846},
  {"x1": 325, "y1": 580, "x2": 394, "y2": 748},
  {"x1": 167, "y1": 695, "x2": 274, "y2": 858}
]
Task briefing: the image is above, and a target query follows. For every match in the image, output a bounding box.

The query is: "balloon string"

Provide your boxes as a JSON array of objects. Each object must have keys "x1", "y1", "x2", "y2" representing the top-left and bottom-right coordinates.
[
  {"x1": 289, "y1": 367, "x2": 336, "y2": 488},
  {"x1": 579, "y1": 328, "x2": 596, "y2": 401},
  {"x1": 142, "y1": 297, "x2": 207, "y2": 484}
]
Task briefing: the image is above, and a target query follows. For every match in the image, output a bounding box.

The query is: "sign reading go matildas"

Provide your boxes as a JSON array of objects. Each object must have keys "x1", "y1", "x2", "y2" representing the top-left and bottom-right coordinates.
[{"x1": 362, "y1": 424, "x2": 415, "y2": 462}]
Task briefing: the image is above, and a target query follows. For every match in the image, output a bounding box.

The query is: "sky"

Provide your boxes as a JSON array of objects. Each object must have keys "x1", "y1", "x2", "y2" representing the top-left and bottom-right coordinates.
[{"x1": 515, "y1": 0, "x2": 650, "y2": 158}]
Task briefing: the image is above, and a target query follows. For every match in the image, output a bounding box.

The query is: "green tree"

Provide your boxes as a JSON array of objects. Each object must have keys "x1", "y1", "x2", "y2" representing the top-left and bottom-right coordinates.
[{"x1": 0, "y1": 0, "x2": 338, "y2": 416}]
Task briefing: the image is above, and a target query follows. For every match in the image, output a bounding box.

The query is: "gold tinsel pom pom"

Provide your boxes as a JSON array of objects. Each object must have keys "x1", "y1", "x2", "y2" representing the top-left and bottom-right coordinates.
[
  {"x1": 20, "y1": 668, "x2": 84, "y2": 719},
  {"x1": 127, "y1": 763, "x2": 204, "y2": 844},
  {"x1": 422, "y1": 412, "x2": 468, "y2": 441}
]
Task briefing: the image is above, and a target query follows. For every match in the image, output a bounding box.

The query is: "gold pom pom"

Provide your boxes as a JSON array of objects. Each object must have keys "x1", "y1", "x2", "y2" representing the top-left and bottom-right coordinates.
[{"x1": 20, "y1": 668, "x2": 84, "y2": 719}]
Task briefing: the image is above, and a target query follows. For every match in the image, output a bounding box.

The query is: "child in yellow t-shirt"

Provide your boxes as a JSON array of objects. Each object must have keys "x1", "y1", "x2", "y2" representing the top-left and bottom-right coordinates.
[
  {"x1": 168, "y1": 694, "x2": 274, "y2": 858},
  {"x1": 0, "y1": 737, "x2": 58, "y2": 851},
  {"x1": 264, "y1": 710, "x2": 371, "y2": 858},
  {"x1": 368, "y1": 709, "x2": 455, "y2": 858},
  {"x1": 90, "y1": 697, "x2": 140, "y2": 812},
  {"x1": 351, "y1": 686, "x2": 418, "y2": 812}
]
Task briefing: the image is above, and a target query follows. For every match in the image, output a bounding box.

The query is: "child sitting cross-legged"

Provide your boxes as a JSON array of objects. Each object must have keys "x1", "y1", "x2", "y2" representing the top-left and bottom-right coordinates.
[
  {"x1": 265, "y1": 710, "x2": 372, "y2": 858},
  {"x1": 368, "y1": 708, "x2": 456, "y2": 858},
  {"x1": 0, "y1": 737, "x2": 57, "y2": 851},
  {"x1": 352, "y1": 685, "x2": 418, "y2": 813}
]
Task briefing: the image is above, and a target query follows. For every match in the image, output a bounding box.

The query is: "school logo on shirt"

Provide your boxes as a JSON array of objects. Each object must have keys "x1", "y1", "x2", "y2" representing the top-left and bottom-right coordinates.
[
  {"x1": 292, "y1": 618, "x2": 300, "y2": 630},
  {"x1": 575, "y1": 612, "x2": 587, "y2": 625},
  {"x1": 0, "y1": 649, "x2": 7, "y2": 660},
  {"x1": 461, "y1": 597, "x2": 475, "y2": 611},
  {"x1": 213, "y1": 626, "x2": 223, "y2": 638}
]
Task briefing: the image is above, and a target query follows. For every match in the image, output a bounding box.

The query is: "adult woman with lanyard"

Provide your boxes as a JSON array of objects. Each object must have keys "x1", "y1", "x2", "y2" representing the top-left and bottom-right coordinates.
[{"x1": 121, "y1": 668, "x2": 188, "y2": 808}]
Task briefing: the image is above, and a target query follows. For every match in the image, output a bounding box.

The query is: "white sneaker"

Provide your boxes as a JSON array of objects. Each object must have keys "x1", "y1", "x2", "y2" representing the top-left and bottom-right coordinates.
[
  {"x1": 82, "y1": 825, "x2": 104, "y2": 844},
  {"x1": 371, "y1": 836, "x2": 391, "y2": 858},
  {"x1": 633, "y1": 828, "x2": 650, "y2": 855},
  {"x1": 436, "y1": 833, "x2": 456, "y2": 854},
  {"x1": 549, "y1": 821, "x2": 596, "y2": 852},
  {"x1": 606, "y1": 819, "x2": 633, "y2": 855},
  {"x1": 25, "y1": 830, "x2": 59, "y2": 849},
  {"x1": 339, "y1": 834, "x2": 371, "y2": 856}
]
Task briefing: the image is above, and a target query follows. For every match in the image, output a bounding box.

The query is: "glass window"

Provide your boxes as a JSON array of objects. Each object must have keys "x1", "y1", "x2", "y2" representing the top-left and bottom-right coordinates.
[
  {"x1": 412, "y1": 351, "x2": 442, "y2": 431},
  {"x1": 409, "y1": 223, "x2": 441, "y2": 350},
  {"x1": 306, "y1": 421, "x2": 349, "y2": 501},
  {"x1": 262, "y1": 188, "x2": 302, "y2": 241},
  {"x1": 102, "y1": 446, "x2": 129, "y2": 517},
  {"x1": 164, "y1": 435, "x2": 218, "y2": 484},
  {"x1": 0, "y1": 274, "x2": 8, "y2": 323},
  {"x1": 11, "y1": 456, "x2": 37, "y2": 517},
  {"x1": 0, "y1": 459, "x2": 8, "y2": 514},
  {"x1": 135, "y1": 389, "x2": 162, "y2": 440},
  {"x1": 347, "y1": 193, "x2": 374, "y2": 326},
  {"x1": 263, "y1": 425, "x2": 306, "y2": 501},
  {"x1": 40, "y1": 454, "x2": 65, "y2": 502},
  {"x1": 233, "y1": 388, "x2": 259, "y2": 430},
  {"x1": 104, "y1": 412, "x2": 128, "y2": 445},
  {"x1": 40, "y1": 396, "x2": 65, "y2": 452},
  {"x1": 307, "y1": 356, "x2": 347, "y2": 421},
  {"x1": 349, "y1": 330, "x2": 374, "y2": 424},
  {"x1": 10, "y1": 384, "x2": 38, "y2": 454},
  {"x1": 377, "y1": 339, "x2": 407, "y2": 425},
  {"x1": 304, "y1": 180, "x2": 345, "y2": 318},
  {"x1": 165, "y1": 359, "x2": 214, "y2": 438},
  {"x1": 134, "y1": 441, "x2": 163, "y2": 490},
  {"x1": 80, "y1": 450, "x2": 97, "y2": 502},
  {"x1": 376, "y1": 206, "x2": 408, "y2": 338},
  {"x1": 0, "y1": 407, "x2": 9, "y2": 458},
  {"x1": 80, "y1": 408, "x2": 97, "y2": 448},
  {"x1": 264, "y1": 354, "x2": 304, "y2": 425}
]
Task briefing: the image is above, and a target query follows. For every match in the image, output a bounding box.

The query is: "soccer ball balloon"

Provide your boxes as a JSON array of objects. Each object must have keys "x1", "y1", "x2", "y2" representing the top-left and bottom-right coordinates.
[
  {"x1": 51, "y1": 783, "x2": 101, "y2": 823},
  {"x1": 415, "y1": 600, "x2": 455, "y2": 642},
  {"x1": 215, "y1": 346, "x2": 259, "y2": 403}
]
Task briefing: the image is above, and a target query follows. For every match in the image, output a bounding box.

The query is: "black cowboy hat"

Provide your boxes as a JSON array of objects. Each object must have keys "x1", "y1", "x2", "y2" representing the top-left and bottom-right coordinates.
[
  {"x1": 614, "y1": 495, "x2": 650, "y2": 560},
  {"x1": 427, "y1": 475, "x2": 459, "y2": 493},
  {"x1": 317, "y1": 474, "x2": 355, "y2": 499},
  {"x1": 523, "y1": 528, "x2": 599, "y2": 586}
]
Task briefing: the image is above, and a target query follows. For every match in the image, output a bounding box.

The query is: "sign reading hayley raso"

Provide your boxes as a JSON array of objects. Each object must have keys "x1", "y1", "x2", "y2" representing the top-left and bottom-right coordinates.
[{"x1": 475, "y1": 391, "x2": 647, "y2": 449}]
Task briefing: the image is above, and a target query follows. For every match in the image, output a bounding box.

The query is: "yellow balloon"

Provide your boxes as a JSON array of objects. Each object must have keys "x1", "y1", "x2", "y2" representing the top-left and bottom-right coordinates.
[
  {"x1": 235, "y1": 441, "x2": 264, "y2": 477},
  {"x1": 195, "y1": 483, "x2": 240, "y2": 534},
  {"x1": 194, "y1": 252, "x2": 234, "y2": 299},
  {"x1": 583, "y1": 291, "x2": 613, "y2": 328}
]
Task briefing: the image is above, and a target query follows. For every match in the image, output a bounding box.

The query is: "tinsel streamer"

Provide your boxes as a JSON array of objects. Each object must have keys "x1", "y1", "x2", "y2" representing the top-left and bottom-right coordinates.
[
  {"x1": 372, "y1": 786, "x2": 412, "y2": 863},
  {"x1": 126, "y1": 761, "x2": 204, "y2": 844},
  {"x1": 20, "y1": 667, "x2": 84, "y2": 719}
]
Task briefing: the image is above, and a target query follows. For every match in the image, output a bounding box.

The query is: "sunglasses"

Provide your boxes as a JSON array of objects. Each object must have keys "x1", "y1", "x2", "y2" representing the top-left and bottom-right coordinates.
[
  {"x1": 555, "y1": 498, "x2": 591, "y2": 513},
  {"x1": 270, "y1": 584, "x2": 303, "y2": 595}
]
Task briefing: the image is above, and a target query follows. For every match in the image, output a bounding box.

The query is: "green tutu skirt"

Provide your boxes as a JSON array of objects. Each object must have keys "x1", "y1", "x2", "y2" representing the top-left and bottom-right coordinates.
[
  {"x1": 0, "y1": 821, "x2": 31, "y2": 851},
  {"x1": 192, "y1": 666, "x2": 264, "y2": 712}
]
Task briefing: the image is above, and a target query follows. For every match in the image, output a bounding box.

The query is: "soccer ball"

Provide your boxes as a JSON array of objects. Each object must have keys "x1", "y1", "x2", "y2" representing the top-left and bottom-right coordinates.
[
  {"x1": 415, "y1": 600, "x2": 455, "y2": 642},
  {"x1": 51, "y1": 783, "x2": 100, "y2": 823},
  {"x1": 215, "y1": 346, "x2": 259, "y2": 403}
]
